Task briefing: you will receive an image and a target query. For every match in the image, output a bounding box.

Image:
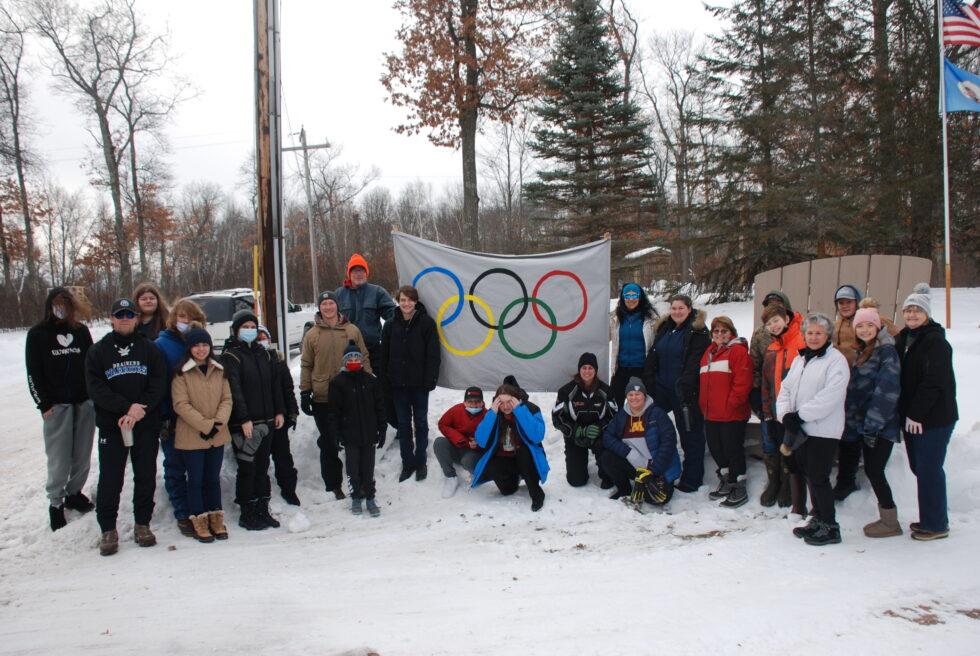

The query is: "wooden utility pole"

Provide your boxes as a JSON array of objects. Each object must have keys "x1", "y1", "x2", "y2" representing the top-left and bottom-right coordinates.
[
  {"x1": 254, "y1": 0, "x2": 289, "y2": 355},
  {"x1": 283, "y1": 126, "x2": 330, "y2": 302}
]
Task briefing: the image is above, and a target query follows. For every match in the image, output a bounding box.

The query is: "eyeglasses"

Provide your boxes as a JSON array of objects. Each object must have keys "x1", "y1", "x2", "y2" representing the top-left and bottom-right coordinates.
[
  {"x1": 712, "y1": 328, "x2": 731, "y2": 334},
  {"x1": 623, "y1": 293, "x2": 639, "y2": 300},
  {"x1": 113, "y1": 311, "x2": 136, "y2": 319}
]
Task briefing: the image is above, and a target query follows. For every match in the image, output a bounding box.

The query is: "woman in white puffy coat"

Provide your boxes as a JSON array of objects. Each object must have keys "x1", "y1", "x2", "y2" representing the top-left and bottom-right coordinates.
[{"x1": 777, "y1": 313, "x2": 850, "y2": 546}]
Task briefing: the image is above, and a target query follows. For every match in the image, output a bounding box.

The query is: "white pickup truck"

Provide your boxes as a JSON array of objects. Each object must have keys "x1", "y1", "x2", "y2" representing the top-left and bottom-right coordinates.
[{"x1": 184, "y1": 288, "x2": 311, "y2": 352}]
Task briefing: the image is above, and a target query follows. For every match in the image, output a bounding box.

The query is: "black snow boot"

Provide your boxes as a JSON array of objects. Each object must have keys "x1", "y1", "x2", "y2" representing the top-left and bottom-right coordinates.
[
  {"x1": 49, "y1": 505, "x2": 67, "y2": 531},
  {"x1": 721, "y1": 477, "x2": 748, "y2": 508},
  {"x1": 709, "y1": 469, "x2": 733, "y2": 500},
  {"x1": 64, "y1": 491, "x2": 95, "y2": 513},
  {"x1": 804, "y1": 520, "x2": 842, "y2": 546},
  {"x1": 833, "y1": 479, "x2": 859, "y2": 502},
  {"x1": 257, "y1": 498, "x2": 281, "y2": 528},
  {"x1": 281, "y1": 489, "x2": 301, "y2": 506},
  {"x1": 238, "y1": 500, "x2": 268, "y2": 531},
  {"x1": 776, "y1": 460, "x2": 792, "y2": 508}
]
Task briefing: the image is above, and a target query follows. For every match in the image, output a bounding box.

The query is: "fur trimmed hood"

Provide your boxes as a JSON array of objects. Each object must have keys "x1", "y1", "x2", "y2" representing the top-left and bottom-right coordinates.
[{"x1": 654, "y1": 308, "x2": 707, "y2": 334}]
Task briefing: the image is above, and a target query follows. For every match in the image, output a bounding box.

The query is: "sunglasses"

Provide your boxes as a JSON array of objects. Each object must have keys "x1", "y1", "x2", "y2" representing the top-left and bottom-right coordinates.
[
  {"x1": 623, "y1": 293, "x2": 639, "y2": 300},
  {"x1": 712, "y1": 328, "x2": 731, "y2": 334},
  {"x1": 113, "y1": 311, "x2": 136, "y2": 319}
]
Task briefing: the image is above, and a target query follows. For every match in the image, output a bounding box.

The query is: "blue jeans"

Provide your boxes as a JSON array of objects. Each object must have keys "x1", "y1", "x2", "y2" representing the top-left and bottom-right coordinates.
[
  {"x1": 655, "y1": 385, "x2": 705, "y2": 488},
  {"x1": 759, "y1": 419, "x2": 778, "y2": 456},
  {"x1": 182, "y1": 446, "x2": 225, "y2": 515},
  {"x1": 904, "y1": 424, "x2": 954, "y2": 532},
  {"x1": 159, "y1": 427, "x2": 189, "y2": 520},
  {"x1": 392, "y1": 387, "x2": 429, "y2": 467}
]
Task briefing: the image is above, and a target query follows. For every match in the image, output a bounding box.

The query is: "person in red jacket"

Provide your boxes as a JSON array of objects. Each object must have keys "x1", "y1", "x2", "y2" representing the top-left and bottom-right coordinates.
[
  {"x1": 433, "y1": 387, "x2": 487, "y2": 498},
  {"x1": 699, "y1": 316, "x2": 753, "y2": 507}
]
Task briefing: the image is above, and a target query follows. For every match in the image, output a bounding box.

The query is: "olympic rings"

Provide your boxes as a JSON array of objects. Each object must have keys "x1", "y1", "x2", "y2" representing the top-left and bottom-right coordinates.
[
  {"x1": 436, "y1": 294, "x2": 496, "y2": 356},
  {"x1": 413, "y1": 267, "x2": 465, "y2": 326},
  {"x1": 418, "y1": 267, "x2": 589, "y2": 359},
  {"x1": 531, "y1": 270, "x2": 588, "y2": 331},
  {"x1": 498, "y1": 297, "x2": 557, "y2": 359},
  {"x1": 468, "y1": 268, "x2": 529, "y2": 330}
]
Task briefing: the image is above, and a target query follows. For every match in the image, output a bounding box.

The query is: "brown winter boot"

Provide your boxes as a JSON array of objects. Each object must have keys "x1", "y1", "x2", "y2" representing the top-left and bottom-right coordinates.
[
  {"x1": 134, "y1": 524, "x2": 157, "y2": 547},
  {"x1": 208, "y1": 510, "x2": 229, "y2": 540},
  {"x1": 863, "y1": 505, "x2": 902, "y2": 538},
  {"x1": 777, "y1": 461, "x2": 792, "y2": 508},
  {"x1": 190, "y1": 514, "x2": 215, "y2": 543},
  {"x1": 759, "y1": 455, "x2": 780, "y2": 507},
  {"x1": 789, "y1": 473, "x2": 808, "y2": 517},
  {"x1": 99, "y1": 529, "x2": 119, "y2": 556}
]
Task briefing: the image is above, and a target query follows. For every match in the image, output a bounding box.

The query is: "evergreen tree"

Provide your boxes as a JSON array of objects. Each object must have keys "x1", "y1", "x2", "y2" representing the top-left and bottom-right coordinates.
[{"x1": 525, "y1": 0, "x2": 657, "y2": 254}]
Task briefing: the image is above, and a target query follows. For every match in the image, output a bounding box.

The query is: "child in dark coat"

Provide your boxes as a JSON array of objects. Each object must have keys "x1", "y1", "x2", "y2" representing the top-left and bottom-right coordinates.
[{"x1": 327, "y1": 341, "x2": 387, "y2": 517}]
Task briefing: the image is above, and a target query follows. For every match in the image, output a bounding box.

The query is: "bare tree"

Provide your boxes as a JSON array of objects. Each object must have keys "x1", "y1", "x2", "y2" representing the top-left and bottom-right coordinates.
[
  {"x1": 33, "y1": 0, "x2": 174, "y2": 291},
  {"x1": 41, "y1": 182, "x2": 92, "y2": 286},
  {"x1": 0, "y1": 5, "x2": 39, "y2": 296}
]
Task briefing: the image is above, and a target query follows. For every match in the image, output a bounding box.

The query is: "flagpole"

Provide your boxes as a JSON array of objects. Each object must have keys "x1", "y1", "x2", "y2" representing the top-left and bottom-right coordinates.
[{"x1": 937, "y1": 0, "x2": 953, "y2": 329}]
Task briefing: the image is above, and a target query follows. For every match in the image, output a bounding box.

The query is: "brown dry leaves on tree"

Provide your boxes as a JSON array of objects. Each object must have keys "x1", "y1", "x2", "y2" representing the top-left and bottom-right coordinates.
[{"x1": 381, "y1": 0, "x2": 559, "y2": 148}]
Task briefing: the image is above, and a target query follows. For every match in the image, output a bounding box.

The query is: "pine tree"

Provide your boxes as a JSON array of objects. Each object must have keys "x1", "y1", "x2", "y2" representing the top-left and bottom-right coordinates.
[{"x1": 525, "y1": 0, "x2": 657, "y2": 253}]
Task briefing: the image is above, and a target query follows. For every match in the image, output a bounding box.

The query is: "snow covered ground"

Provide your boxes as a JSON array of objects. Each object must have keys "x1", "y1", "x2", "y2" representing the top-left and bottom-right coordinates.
[{"x1": 1, "y1": 291, "x2": 978, "y2": 655}]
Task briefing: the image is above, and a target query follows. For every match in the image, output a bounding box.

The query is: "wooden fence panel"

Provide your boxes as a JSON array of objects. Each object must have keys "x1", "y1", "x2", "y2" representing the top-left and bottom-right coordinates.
[
  {"x1": 782, "y1": 262, "x2": 811, "y2": 317},
  {"x1": 868, "y1": 255, "x2": 902, "y2": 321},
  {"x1": 809, "y1": 258, "x2": 840, "y2": 318},
  {"x1": 896, "y1": 257, "x2": 933, "y2": 328},
  {"x1": 753, "y1": 268, "x2": 783, "y2": 328}
]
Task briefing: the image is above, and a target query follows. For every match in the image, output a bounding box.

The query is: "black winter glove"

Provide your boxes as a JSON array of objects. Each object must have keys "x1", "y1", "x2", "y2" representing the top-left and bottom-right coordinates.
[
  {"x1": 426, "y1": 381, "x2": 437, "y2": 393},
  {"x1": 300, "y1": 391, "x2": 314, "y2": 416},
  {"x1": 782, "y1": 412, "x2": 803, "y2": 435},
  {"x1": 287, "y1": 414, "x2": 297, "y2": 431},
  {"x1": 334, "y1": 435, "x2": 345, "y2": 451},
  {"x1": 681, "y1": 404, "x2": 694, "y2": 432},
  {"x1": 377, "y1": 430, "x2": 386, "y2": 450},
  {"x1": 863, "y1": 433, "x2": 879, "y2": 448},
  {"x1": 200, "y1": 421, "x2": 221, "y2": 440}
]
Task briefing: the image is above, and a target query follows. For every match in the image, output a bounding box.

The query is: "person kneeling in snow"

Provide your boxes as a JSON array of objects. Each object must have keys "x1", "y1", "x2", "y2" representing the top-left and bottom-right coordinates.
[
  {"x1": 600, "y1": 377, "x2": 681, "y2": 507},
  {"x1": 433, "y1": 386, "x2": 487, "y2": 498},
  {"x1": 472, "y1": 377, "x2": 549, "y2": 511},
  {"x1": 327, "y1": 341, "x2": 386, "y2": 517}
]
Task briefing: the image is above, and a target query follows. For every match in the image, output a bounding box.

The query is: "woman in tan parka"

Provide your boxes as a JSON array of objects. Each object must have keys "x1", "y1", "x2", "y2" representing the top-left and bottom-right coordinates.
[{"x1": 172, "y1": 327, "x2": 232, "y2": 543}]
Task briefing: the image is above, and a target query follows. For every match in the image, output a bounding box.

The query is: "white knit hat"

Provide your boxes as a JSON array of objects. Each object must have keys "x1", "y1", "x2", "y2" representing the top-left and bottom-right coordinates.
[{"x1": 902, "y1": 283, "x2": 931, "y2": 317}]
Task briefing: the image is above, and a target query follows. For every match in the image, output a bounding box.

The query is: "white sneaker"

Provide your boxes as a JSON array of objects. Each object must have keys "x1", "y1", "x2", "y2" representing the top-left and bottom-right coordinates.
[{"x1": 442, "y1": 476, "x2": 460, "y2": 498}]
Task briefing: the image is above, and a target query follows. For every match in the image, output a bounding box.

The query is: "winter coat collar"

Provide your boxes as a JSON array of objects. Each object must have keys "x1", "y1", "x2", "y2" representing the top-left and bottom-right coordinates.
[
  {"x1": 709, "y1": 336, "x2": 747, "y2": 355},
  {"x1": 181, "y1": 358, "x2": 224, "y2": 373},
  {"x1": 801, "y1": 342, "x2": 831, "y2": 362}
]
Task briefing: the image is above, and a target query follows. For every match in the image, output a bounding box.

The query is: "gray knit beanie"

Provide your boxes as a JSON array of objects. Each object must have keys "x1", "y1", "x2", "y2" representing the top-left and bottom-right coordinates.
[{"x1": 902, "y1": 283, "x2": 932, "y2": 317}]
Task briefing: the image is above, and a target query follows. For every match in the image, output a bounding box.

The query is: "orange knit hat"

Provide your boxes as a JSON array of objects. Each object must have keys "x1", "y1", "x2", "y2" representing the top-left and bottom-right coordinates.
[{"x1": 347, "y1": 253, "x2": 369, "y2": 278}]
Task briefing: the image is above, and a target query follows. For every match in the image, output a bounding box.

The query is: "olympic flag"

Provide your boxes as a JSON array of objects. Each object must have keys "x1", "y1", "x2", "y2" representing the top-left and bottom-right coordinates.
[{"x1": 392, "y1": 232, "x2": 611, "y2": 392}]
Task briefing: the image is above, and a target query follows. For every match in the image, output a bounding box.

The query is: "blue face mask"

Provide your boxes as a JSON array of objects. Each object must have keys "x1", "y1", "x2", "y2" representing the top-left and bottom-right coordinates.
[
  {"x1": 239, "y1": 328, "x2": 258, "y2": 343},
  {"x1": 465, "y1": 406, "x2": 483, "y2": 415}
]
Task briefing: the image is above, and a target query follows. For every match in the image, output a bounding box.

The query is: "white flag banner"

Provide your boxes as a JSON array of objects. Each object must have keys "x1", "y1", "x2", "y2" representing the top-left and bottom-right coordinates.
[{"x1": 392, "y1": 232, "x2": 610, "y2": 392}]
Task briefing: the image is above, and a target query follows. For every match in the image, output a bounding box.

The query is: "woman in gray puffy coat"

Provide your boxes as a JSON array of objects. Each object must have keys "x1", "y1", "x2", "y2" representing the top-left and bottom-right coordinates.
[{"x1": 844, "y1": 301, "x2": 902, "y2": 538}]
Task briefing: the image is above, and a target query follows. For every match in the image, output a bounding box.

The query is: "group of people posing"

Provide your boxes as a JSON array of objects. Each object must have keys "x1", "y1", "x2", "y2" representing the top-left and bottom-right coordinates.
[{"x1": 26, "y1": 254, "x2": 958, "y2": 555}]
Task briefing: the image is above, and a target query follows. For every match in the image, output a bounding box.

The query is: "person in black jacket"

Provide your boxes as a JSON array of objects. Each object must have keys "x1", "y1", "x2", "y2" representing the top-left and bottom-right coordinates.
[
  {"x1": 26, "y1": 287, "x2": 96, "y2": 531},
  {"x1": 379, "y1": 285, "x2": 441, "y2": 483},
  {"x1": 221, "y1": 310, "x2": 285, "y2": 531},
  {"x1": 895, "y1": 284, "x2": 959, "y2": 541},
  {"x1": 257, "y1": 325, "x2": 301, "y2": 506},
  {"x1": 328, "y1": 341, "x2": 387, "y2": 517},
  {"x1": 85, "y1": 298, "x2": 167, "y2": 556},
  {"x1": 642, "y1": 294, "x2": 711, "y2": 492},
  {"x1": 552, "y1": 352, "x2": 617, "y2": 488}
]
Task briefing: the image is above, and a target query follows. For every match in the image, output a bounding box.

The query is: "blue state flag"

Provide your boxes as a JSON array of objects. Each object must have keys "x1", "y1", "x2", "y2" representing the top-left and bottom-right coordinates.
[{"x1": 944, "y1": 58, "x2": 980, "y2": 113}]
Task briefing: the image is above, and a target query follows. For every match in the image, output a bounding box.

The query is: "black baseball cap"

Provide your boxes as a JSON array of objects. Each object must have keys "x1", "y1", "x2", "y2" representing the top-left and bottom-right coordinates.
[
  {"x1": 111, "y1": 298, "x2": 136, "y2": 317},
  {"x1": 464, "y1": 387, "x2": 483, "y2": 401}
]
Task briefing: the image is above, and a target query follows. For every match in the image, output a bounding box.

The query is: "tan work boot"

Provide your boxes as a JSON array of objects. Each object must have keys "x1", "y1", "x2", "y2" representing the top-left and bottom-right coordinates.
[
  {"x1": 863, "y1": 505, "x2": 902, "y2": 538},
  {"x1": 208, "y1": 510, "x2": 229, "y2": 540},
  {"x1": 190, "y1": 514, "x2": 215, "y2": 543},
  {"x1": 99, "y1": 529, "x2": 119, "y2": 556},
  {"x1": 134, "y1": 524, "x2": 157, "y2": 547}
]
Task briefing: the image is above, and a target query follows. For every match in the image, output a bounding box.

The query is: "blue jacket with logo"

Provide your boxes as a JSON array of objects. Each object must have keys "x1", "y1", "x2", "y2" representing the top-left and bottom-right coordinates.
[{"x1": 472, "y1": 401, "x2": 549, "y2": 486}]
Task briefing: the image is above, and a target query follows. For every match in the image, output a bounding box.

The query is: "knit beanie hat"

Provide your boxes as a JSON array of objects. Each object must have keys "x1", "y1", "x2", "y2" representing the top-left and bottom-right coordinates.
[
  {"x1": 231, "y1": 309, "x2": 259, "y2": 333},
  {"x1": 625, "y1": 376, "x2": 647, "y2": 396},
  {"x1": 853, "y1": 298, "x2": 882, "y2": 331},
  {"x1": 622, "y1": 283, "x2": 642, "y2": 297},
  {"x1": 317, "y1": 290, "x2": 338, "y2": 307},
  {"x1": 257, "y1": 325, "x2": 272, "y2": 341},
  {"x1": 342, "y1": 339, "x2": 362, "y2": 362},
  {"x1": 347, "y1": 253, "x2": 369, "y2": 278},
  {"x1": 577, "y1": 352, "x2": 599, "y2": 371},
  {"x1": 184, "y1": 327, "x2": 213, "y2": 351},
  {"x1": 902, "y1": 283, "x2": 932, "y2": 317}
]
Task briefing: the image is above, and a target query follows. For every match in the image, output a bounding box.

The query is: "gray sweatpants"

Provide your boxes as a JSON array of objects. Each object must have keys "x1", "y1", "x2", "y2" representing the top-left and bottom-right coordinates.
[
  {"x1": 43, "y1": 401, "x2": 96, "y2": 506},
  {"x1": 433, "y1": 437, "x2": 481, "y2": 478}
]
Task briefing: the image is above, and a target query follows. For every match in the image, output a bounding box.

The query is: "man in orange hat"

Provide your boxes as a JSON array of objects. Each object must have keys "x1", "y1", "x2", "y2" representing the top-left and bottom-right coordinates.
[{"x1": 335, "y1": 254, "x2": 396, "y2": 371}]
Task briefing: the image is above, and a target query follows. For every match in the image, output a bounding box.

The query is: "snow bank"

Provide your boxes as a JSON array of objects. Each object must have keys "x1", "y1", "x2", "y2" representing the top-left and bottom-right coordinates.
[{"x1": 1, "y1": 291, "x2": 978, "y2": 654}]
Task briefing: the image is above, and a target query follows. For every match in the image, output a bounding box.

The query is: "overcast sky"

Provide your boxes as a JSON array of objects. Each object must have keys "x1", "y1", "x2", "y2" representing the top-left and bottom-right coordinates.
[{"x1": 30, "y1": 1, "x2": 722, "y2": 202}]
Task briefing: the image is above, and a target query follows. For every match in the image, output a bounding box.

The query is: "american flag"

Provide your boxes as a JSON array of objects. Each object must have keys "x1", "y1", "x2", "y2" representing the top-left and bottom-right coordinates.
[{"x1": 944, "y1": 0, "x2": 980, "y2": 47}]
